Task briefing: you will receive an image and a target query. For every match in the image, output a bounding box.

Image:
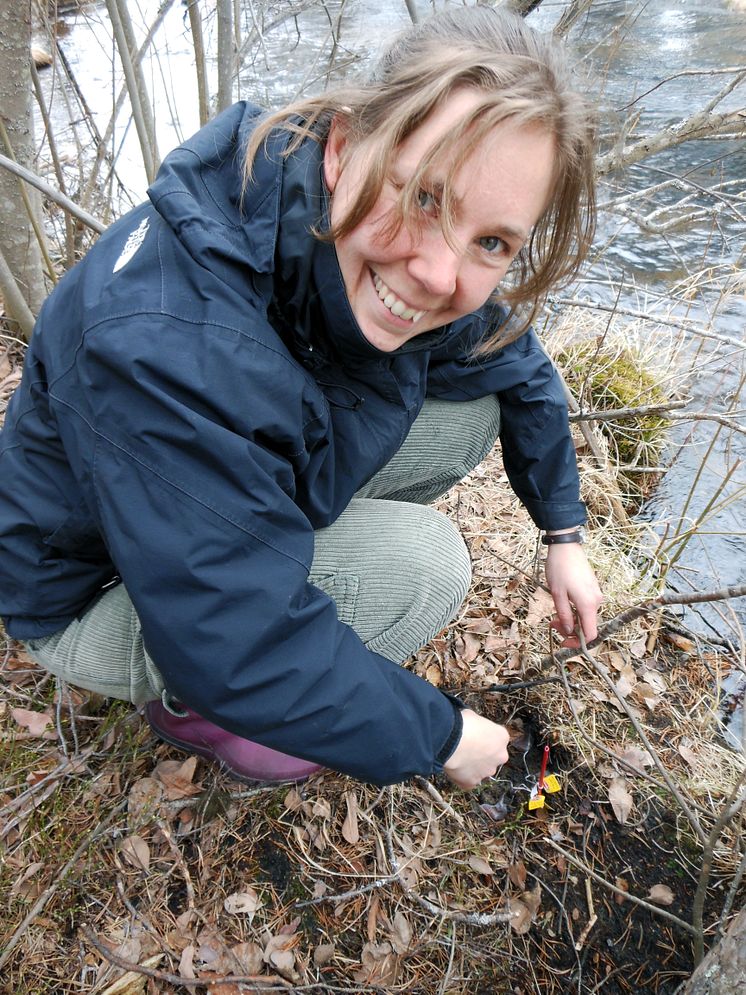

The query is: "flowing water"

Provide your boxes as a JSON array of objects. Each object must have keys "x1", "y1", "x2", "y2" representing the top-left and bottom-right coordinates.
[{"x1": 38, "y1": 0, "x2": 746, "y2": 729}]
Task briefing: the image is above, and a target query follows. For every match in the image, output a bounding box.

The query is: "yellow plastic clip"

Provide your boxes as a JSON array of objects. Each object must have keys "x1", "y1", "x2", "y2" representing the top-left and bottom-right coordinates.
[
  {"x1": 543, "y1": 774, "x2": 561, "y2": 794},
  {"x1": 528, "y1": 795, "x2": 546, "y2": 810}
]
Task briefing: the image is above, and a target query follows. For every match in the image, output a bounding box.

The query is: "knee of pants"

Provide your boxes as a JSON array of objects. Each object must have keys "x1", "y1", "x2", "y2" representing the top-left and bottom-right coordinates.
[{"x1": 381, "y1": 506, "x2": 472, "y2": 650}]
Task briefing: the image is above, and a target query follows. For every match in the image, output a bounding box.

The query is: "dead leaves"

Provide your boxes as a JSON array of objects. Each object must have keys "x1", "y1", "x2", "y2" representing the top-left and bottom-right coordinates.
[
  {"x1": 10, "y1": 706, "x2": 54, "y2": 738},
  {"x1": 223, "y1": 887, "x2": 261, "y2": 919},
  {"x1": 509, "y1": 883, "x2": 542, "y2": 934},
  {"x1": 646, "y1": 883, "x2": 675, "y2": 906},
  {"x1": 608, "y1": 776, "x2": 634, "y2": 824}
]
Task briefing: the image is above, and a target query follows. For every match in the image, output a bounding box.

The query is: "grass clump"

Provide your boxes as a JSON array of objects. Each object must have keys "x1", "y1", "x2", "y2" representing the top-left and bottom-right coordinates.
[{"x1": 557, "y1": 337, "x2": 674, "y2": 510}]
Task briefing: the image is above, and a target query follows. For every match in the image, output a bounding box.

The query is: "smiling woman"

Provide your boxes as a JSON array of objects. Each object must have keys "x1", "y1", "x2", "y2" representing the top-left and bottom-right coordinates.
[
  {"x1": 0, "y1": 5, "x2": 602, "y2": 792},
  {"x1": 323, "y1": 98, "x2": 557, "y2": 351}
]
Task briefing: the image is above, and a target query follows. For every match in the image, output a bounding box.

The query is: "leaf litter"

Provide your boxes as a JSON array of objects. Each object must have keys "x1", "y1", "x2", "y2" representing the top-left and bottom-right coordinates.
[{"x1": 1, "y1": 319, "x2": 745, "y2": 994}]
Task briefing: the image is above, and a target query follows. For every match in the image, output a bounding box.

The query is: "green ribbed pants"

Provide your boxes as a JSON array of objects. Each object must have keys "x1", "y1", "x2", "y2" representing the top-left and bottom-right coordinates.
[{"x1": 26, "y1": 396, "x2": 500, "y2": 703}]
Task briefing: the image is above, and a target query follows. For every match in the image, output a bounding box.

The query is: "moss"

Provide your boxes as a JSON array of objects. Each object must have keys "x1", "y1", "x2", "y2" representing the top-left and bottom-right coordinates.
[{"x1": 558, "y1": 341, "x2": 673, "y2": 510}]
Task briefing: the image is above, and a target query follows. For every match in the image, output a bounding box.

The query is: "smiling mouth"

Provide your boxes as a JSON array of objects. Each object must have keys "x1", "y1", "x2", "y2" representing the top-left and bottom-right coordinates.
[{"x1": 372, "y1": 272, "x2": 427, "y2": 323}]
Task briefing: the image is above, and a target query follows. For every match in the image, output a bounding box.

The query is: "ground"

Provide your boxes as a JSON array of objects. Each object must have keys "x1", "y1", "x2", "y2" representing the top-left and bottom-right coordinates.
[{"x1": 1, "y1": 334, "x2": 744, "y2": 994}]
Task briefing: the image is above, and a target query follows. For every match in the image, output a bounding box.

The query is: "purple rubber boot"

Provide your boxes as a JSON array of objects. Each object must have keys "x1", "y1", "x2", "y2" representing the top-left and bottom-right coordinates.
[{"x1": 145, "y1": 700, "x2": 323, "y2": 784}]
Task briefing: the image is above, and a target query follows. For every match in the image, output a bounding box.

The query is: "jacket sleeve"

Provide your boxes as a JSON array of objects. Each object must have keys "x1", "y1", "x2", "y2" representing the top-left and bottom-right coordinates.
[
  {"x1": 427, "y1": 319, "x2": 587, "y2": 531},
  {"x1": 76, "y1": 315, "x2": 461, "y2": 786}
]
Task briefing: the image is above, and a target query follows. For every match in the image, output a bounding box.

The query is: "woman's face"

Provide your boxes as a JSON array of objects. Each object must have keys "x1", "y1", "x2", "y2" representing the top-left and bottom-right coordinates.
[{"x1": 324, "y1": 89, "x2": 557, "y2": 352}]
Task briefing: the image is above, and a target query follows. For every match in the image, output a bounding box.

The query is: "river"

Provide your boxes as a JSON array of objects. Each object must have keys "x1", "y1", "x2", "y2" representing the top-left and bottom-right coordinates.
[{"x1": 39, "y1": 0, "x2": 746, "y2": 725}]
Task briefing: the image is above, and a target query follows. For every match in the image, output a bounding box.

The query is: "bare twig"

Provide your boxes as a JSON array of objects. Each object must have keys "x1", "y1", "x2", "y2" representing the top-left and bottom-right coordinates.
[
  {"x1": 576, "y1": 632, "x2": 706, "y2": 843},
  {"x1": 690, "y1": 773, "x2": 746, "y2": 964},
  {"x1": 545, "y1": 840, "x2": 699, "y2": 937},
  {"x1": 0, "y1": 801, "x2": 128, "y2": 971},
  {"x1": 569, "y1": 399, "x2": 689, "y2": 423},
  {"x1": 0, "y1": 245, "x2": 36, "y2": 340},
  {"x1": 0, "y1": 152, "x2": 105, "y2": 234},
  {"x1": 414, "y1": 776, "x2": 468, "y2": 828}
]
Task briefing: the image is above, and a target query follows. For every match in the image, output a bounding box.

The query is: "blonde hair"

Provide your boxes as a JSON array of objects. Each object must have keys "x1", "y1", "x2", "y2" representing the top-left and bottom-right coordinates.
[{"x1": 244, "y1": 5, "x2": 596, "y2": 350}]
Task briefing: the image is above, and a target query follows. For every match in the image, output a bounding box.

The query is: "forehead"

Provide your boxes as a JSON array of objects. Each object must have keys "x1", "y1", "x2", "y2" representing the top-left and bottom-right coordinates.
[{"x1": 389, "y1": 92, "x2": 557, "y2": 239}]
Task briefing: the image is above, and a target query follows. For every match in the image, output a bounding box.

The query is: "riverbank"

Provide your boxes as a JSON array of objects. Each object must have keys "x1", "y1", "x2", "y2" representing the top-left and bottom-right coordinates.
[{"x1": 1, "y1": 320, "x2": 744, "y2": 994}]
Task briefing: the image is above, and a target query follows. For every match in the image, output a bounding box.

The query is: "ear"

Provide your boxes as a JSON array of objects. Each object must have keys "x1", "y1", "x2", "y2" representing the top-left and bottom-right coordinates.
[{"x1": 323, "y1": 115, "x2": 349, "y2": 193}]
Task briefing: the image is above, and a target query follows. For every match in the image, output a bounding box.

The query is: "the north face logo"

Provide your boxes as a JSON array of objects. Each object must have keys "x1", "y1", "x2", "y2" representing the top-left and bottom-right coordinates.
[{"x1": 113, "y1": 217, "x2": 150, "y2": 273}]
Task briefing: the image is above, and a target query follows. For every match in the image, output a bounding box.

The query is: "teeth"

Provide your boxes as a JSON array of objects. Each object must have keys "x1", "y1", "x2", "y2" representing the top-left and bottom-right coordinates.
[{"x1": 373, "y1": 273, "x2": 426, "y2": 323}]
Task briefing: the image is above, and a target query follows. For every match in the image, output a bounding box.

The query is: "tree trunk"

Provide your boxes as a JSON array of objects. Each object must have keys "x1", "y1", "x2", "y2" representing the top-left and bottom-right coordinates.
[
  {"x1": 679, "y1": 910, "x2": 746, "y2": 995},
  {"x1": 0, "y1": 0, "x2": 47, "y2": 334}
]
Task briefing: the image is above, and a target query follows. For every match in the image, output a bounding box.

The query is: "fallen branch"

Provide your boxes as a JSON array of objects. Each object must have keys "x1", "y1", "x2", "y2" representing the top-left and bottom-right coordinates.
[
  {"x1": 0, "y1": 152, "x2": 105, "y2": 234},
  {"x1": 569, "y1": 399, "x2": 689, "y2": 423},
  {"x1": 545, "y1": 840, "x2": 699, "y2": 937},
  {"x1": 540, "y1": 583, "x2": 746, "y2": 670}
]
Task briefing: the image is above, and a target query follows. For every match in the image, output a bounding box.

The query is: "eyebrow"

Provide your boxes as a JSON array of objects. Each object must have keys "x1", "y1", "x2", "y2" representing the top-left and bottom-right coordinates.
[{"x1": 394, "y1": 170, "x2": 529, "y2": 246}]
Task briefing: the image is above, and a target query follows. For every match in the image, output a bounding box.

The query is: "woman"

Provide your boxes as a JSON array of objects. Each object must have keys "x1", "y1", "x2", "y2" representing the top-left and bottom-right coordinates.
[{"x1": 0, "y1": 7, "x2": 601, "y2": 788}]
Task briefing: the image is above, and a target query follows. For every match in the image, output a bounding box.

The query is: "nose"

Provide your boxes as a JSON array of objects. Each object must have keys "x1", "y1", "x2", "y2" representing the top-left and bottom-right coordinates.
[{"x1": 407, "y1": 232, "x2": 462, "y2": 299}]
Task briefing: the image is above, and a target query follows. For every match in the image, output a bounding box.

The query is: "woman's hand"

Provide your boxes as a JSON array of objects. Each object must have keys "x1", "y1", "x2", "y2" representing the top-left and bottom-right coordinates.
[
  {"x1": 545, "y1": 542, "x2": 603, "y2": 647},
  {"x1": 443, "y1": 708, "x2": 510, "y2": 789}
]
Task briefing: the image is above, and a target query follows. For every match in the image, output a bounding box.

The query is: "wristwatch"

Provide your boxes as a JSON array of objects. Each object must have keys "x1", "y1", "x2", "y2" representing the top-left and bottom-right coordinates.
[{"x1": 541, "y1": 528, "x2": 586, "y2": 546}]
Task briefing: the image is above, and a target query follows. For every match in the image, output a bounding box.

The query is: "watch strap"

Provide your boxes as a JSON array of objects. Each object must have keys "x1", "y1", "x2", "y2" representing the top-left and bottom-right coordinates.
[{"x1": 541, "y1": 530, "x2": 584, "y2": 546}]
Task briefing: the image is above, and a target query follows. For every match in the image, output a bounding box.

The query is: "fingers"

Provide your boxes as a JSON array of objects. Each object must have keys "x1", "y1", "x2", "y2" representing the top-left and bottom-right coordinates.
[{"x1": 443, "y1": 710, "x2": 510, "y2": 790}]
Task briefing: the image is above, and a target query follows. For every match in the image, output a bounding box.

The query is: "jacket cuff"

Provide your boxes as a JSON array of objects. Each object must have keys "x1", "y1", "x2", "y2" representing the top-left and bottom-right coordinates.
[
  {"x1": 519, "y1": 498, "x2": 587, "y2": 532},
  {"x1": 433, "y1": 692, "x2": 465, "y2": 768}
]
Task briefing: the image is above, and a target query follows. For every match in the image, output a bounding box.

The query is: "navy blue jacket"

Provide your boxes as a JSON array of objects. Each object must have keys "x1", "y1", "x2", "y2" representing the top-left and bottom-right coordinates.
[{"x1": 0, "y1": 103, "x2": 585, "y2": 783}]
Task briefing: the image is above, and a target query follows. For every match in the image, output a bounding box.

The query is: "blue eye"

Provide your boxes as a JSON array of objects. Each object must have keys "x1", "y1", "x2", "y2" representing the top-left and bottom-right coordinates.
[
  {"x1": 479, "y1": 236, "x2": 505, "y2": 254},
  {"x1": 417, "y1": 189, "x2": 437, "y2": 213}
]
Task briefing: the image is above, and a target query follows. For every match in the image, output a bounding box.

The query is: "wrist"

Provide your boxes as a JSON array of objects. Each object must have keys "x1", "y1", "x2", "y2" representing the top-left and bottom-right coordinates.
[{"x1": 541, "y1": 527, "x2": 585, "y2": 546}]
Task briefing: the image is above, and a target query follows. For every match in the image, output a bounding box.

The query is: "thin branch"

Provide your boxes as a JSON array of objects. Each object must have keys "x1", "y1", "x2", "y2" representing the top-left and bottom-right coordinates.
[
  {"x1": 0, "y1": 801, "x2": 128, "y2": 971},
  {"x1": 0, "y1": 246, "x2": 36, "y2": 340},
  {"x1": 569, "y1": 400, "x2": 688, "y2": 423},
  {"x1": 576, "y1": 634, "x2": 706, "y2": 844},
  {"x1": 598, "y1": 107, "x2": 746, "y2": 176},
  {"x1": 0, "y1": 153, "x2": 105, "y2": 234},
  {"x1": 545, "y1": 841, "x2": 699, "y2": 936},
  {"x1": 552, "y1": 296, "x2": 746, "y2": 352},
  {"x1": 216, "y1": 0, "x2": 234, "y2": 113}
]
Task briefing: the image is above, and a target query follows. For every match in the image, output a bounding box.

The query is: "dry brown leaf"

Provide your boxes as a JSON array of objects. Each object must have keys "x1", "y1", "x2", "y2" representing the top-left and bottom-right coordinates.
[
  {"x1": 354, "y1": 941, "x2": 398, "y2": 985},
  {"x1": 425, "y1": 663, "x2": 442, "y2": 686},
  {"x1": 608, "y1": 777, "x2": 633, "y2": 824},
  {"x1": 615, "y1": 665, "x2": 638, "y2": 698},
  {"x1": 678, "y1": 742, "x2": 698, "y2": 766},
  {"x1": 120, "y1": 834, "x2": 150, "y2": 872},
  {"x1": 127, "y1": 777, "x2": 164, "y2": 822},
  {"x1": 616, "y1": 745, "x2": 654, "y2": 773},
  {"x1": 507, "y1": 860, "x2": 527, "y2": 890},
  {"x1": 178, "y1": 944, "x2": 196, "y2": 980},
  {"x1": 647, "y1": 884, "x2": 675, "y2": 906},
  {"x1": 313, "y1": 943, "x2": 335, "y2": 967},
  {"x1": 10, "y1": 861, "x2": 45, "y2": 898},
  {"x1": 468, "y1": 855, "x2": 494, "y2": 876},
  {"x1": 509, "y1": 884, "x2": 541, "y2": 934},
  {"x1": 230, "y1": 941, "x2": 264, "y2": 974},
  {"x1": 341, "y1": 790, "x2": 359, "y2": 844},
  {"x1": 263, "y1": 934, "x2": 298, "y2": 981},
  {"x1": 283, "y1": 787, "x2": 303, "y2": 812},
  {"x1": 153, "y1": 757, "x2": 201, "y2": 800},
  {"x1": 312, "y1": 797, "x2": 331, "y2": 820},
  {"x1": 11, "y1": 706, "x2": 54, "y2": 738},
  {"x1": 614, "y1": 877, "x2": 630, "y2": 905},
  {"x1": 388, "y1": 911, "x2": 412, "y2": 955},
  {"x1": 460, "y1": 632, "x2": 481, "y2": 663},
  {"x1": 223, "y1": 887, "x2": 261, "y2": 918},
  {"x1": 525, "y1": 587, "x2": 556, "y2": 627}
]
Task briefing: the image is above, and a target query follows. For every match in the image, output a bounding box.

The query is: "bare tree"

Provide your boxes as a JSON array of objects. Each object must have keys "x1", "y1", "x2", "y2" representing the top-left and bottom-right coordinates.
[{"x1": 0, "y1": 0, "x2": 47, "y2": 337}]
